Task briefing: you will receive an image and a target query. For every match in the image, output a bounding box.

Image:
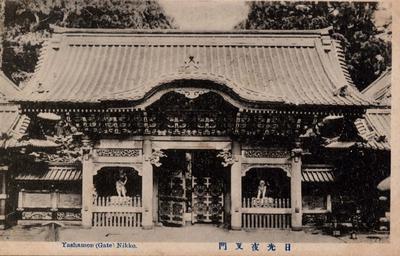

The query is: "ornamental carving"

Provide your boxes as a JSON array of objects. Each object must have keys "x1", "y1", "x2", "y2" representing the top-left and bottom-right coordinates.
[
  {"x1": 22, "y1": 211, "x2": 53, "y2": 220},
  {"x1": 217, "y1": 150, "x2": 235, "y2": 167},
  {"x1": 178, "y1": 55, "x2": 200, "y2": 73},
  {"x1": 241, "y1": 163, "x2": 291, "y2": 177},
  {"x1": 95, "y1": 148, "x2": 141, "y2": 158},
  {"x1": 243, "y1": 149, "x2": 290, "y2": 159},
  {"x1": 56, "y1": 211, "x2": 82, "y2": 221},
  {"x1": 174, "y1": 88, "x2": 210, "y2": 99},
  {"x1": 149, "y1": 150, "x2": 167, "y2": 167}
]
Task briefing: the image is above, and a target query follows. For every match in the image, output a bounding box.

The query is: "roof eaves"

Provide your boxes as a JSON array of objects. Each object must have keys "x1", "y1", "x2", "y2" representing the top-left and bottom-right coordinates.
[
  {"x1": 0, "y1": 71, "x2": 20, "y2": 92},
  {"x1": 362, "y1": 69, "x2": 391, "y2": 94}
]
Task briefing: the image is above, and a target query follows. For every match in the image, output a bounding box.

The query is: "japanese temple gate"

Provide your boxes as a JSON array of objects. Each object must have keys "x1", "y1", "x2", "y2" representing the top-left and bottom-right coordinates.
[
  {"x1": 11, "y1": 26, "x2": 373, "y2": 231},
  {"x1": 80, "y1": 136, "x2": 303, "y2": 230}
]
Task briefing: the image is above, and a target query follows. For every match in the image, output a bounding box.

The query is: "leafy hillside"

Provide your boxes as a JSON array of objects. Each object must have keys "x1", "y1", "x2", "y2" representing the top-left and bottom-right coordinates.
[{"x1": 2, "y1": 0, "x2": 176, "y2": 85}]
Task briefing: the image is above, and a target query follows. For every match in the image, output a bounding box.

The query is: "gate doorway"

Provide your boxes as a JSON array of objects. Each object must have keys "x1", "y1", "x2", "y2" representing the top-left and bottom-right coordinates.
[{"x1": 155, "y1": 150, "x2": 230, "y2": 227}]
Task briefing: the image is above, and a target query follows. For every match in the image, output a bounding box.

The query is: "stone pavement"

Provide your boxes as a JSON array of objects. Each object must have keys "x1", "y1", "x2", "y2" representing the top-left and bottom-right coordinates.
[{"x1": 0, "y1": 224, "x2": 389, "y2": 243}]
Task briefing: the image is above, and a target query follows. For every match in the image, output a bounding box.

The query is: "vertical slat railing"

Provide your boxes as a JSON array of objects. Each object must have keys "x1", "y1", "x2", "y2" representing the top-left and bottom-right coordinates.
[
  {"x1": 92, "y1": 196, "x2": 143, "y2": 227},
  {"x1": 241, "y1": 197, "x2": 291, "y2": 229}
]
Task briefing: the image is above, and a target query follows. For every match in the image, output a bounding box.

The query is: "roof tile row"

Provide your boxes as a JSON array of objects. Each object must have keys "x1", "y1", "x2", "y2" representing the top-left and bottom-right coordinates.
[{"x1": 20, "y1": 28, "x2": 371, "y2": 108}]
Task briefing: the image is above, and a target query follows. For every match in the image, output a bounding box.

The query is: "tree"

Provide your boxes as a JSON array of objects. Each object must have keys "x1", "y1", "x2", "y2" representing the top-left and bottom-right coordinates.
[
  {"x1": 0, "y1": 0, "x2": 5, "y2": 69},
  {"x1": 235, "y1": 1, "x2": 391, "y2": 91},
  {"x1": 2, "y1": 0, "x2": 176, "y2": 85}
]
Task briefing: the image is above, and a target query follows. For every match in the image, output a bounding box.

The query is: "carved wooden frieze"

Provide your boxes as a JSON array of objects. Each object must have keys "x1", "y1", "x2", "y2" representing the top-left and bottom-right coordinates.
[
  {"x1": 243, "y1": 149, "x2": 290, "y2": 159},
  {"x1": 22, "y1": 211, "x2": 53, "y2": 220},
  {"x1": 95, "y1": 148, "x2": 141, "y2": 158},
  {"x1": 56, "y1": 211, "x2": 82, "y2": 221}
]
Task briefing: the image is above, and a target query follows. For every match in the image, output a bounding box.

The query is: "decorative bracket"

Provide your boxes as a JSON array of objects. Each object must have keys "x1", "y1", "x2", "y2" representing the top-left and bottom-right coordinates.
[
  {"x1": 149, "y1": 149, "x2": 167, "y2": 167},
  {"x1": 217, "y1": 149, "x2": 235, "y2": 167},
  {"x1": 291, "y1": 148, "x2": 303, "y2": 163}
]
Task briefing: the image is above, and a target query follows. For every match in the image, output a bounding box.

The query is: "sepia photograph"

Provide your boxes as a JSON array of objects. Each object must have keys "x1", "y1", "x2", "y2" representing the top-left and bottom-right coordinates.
[{"x1": 0, "y1": 0, "x2": 395, "y2": 254}]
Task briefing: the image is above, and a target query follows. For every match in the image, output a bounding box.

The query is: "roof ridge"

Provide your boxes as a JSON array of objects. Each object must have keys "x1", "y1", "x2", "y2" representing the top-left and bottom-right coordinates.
[{"x1": 50, "y1": 24, "x2": 333, "y2": 36}]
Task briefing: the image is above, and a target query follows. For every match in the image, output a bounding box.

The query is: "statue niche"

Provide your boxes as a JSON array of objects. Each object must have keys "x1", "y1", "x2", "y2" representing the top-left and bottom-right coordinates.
[
  {"x1": 94, "y1": 167, "x2": 141, "y2": 199},
  {"x1": 115, "y1": 170, "x2": 128, "y2": 197}
]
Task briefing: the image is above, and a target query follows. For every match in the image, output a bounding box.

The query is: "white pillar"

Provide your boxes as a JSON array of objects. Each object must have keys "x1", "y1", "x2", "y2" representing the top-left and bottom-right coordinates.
[
  {"x1": 152, "y1": 174, "x2": 158, "y2": 223},
  {"x1": 142, "y1": 139, "x2": 153, "y2": 229},
  {"x1": 231, "y1": 141, "x2": 242, "y2": 230},
  {"x1": 81, "y1": 155, "x2": 94, "y2": 228},
  {"x1": 291, "y1": 148, "x2": 303, "y2": 231}
]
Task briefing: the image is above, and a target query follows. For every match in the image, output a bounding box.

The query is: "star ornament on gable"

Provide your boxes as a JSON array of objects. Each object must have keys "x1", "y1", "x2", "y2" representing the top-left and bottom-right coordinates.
[{"x1": 178, "y1": 55, "x2": 200, "y2": 74}]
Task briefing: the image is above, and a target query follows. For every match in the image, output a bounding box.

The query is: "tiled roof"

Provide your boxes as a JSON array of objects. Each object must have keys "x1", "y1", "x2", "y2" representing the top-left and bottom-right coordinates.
[
  {"x1": 15, "y1": 165, "x2": 82, "y2": 181},
  {"x1": 0, "y1": 104, "x2": 30, "y2": 148},
  {"x1": 0, "y1": 104, "x2": 19, "y2": 135},
  {"x1": 355, "y1": 108, "x2": 390, "y2": 151},
  {"x1": 302, "y1": 166, "x2": 334, "y2": 182},
  {"x1": 354, "y1": 70, "x2": 391, "y2": 151},
  {"x1": 19, "y1": 27, "x2": 372, "y2": 107},
  {"x1": 362, "y1": 69, "x2": 391, "y2": 106},
  {"x1": 0, "y1": 71, "x2": 20, "y2": 103}
]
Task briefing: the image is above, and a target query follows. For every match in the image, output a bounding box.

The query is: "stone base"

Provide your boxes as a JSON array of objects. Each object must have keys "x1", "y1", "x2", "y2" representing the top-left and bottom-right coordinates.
[
  {"x1": 231, "y1": 226, "x2": 242, "y2": 231},
  {"x1": 142, "y1": 224, "x2": 154, "y2": 230},
  {"x1": 291, "y1": 226, "x2": 303, "y2": 231}
]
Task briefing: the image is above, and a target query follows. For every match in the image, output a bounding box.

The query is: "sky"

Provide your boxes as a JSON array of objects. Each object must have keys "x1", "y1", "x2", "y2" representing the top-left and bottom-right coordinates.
[{"x1": 158, "y1": 0, "x2": 249, "y2": 30}]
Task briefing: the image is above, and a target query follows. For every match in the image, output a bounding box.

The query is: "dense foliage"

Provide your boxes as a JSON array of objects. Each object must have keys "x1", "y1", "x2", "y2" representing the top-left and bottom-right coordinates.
[
  {"x1": 2, "y1": 0, "x2": 175, "y2": 85},
  {"x1": 236, "y1": 1, "x2": 391, "y2": 91}
]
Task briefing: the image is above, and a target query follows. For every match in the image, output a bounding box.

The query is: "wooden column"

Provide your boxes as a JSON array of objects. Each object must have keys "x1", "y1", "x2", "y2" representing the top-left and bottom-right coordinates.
[
  {"x1": 291, "y1": 148, "x2": 303, "y2": 231},
  {"x1": 142, "y1": 139, "x2": 153, "y2": 229},
  {"x1": 81, "y1": 153, "x2": 94, "y2": 228},
  {"x1": 231, "y1": 141, "x2": 242, "y2": 230},
  {"x1": 0, "y1": 168, "x2": 7, "y2": 229}
]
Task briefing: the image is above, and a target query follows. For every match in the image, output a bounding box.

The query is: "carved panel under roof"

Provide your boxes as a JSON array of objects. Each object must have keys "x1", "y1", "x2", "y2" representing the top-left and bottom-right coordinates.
[{"x1": 145, "y1": 91, "x2": 237, "y2": 136}]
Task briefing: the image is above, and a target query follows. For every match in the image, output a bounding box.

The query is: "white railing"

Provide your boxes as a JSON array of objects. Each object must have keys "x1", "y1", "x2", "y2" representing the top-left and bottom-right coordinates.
[
  {"x1": 242, "y1": 213, "x2": 291, "y2": 229},
  {"x1": 93, "y1": 196, "x2": 142, "y2": 207},
  {"x1": 241, "y1": 197, "x2": 291, "y2": 229},
  {"x1": 92, "y1": 196, "x2": 143, "y2": 228},
  {"x1": 93, "y1": 212, "x2": 142, "y2": 228},
  {"x1": 242, "y1": 197, "x2": 291, "y2": 208}
]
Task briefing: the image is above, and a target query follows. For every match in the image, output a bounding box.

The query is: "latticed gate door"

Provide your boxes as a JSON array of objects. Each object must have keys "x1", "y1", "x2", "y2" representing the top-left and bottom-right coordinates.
[
  {"x1": 158, "y1": 171, "x2": 186, "y2": 226},
  {"x1": 192, "y1": 176, "x2": 224, "y2": 224}
]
